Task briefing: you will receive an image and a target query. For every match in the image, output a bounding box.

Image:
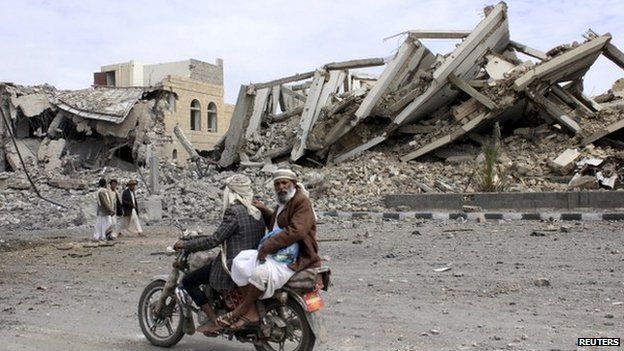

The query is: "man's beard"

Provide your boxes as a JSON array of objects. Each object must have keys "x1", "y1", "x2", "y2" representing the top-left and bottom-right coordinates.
[{"x1": 276, "y1": 186, "x2": 296, "y2": 205}]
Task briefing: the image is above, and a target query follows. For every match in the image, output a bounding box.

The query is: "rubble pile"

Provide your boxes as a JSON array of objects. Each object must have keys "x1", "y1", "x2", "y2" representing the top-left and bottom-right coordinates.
[
  {"x1": 213, "y1": 2, "x2": 624, "y2": 189},
  {"x1": 3, "y1": 2, "x2": 624, "y2": 231},
  {"x1": 0, "y1": 82, "x2": 172, "y2": 174}
]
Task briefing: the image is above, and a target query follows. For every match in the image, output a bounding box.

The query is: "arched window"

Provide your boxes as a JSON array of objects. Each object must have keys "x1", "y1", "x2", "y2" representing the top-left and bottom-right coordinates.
[
  {"x1": 190, "y1": 99, "x2": 201, "y2": 131},
  {"x1": 207, "y1": 102, "x2": 217, "y2": 132},
  {"x1": 172, "y1": 149, "x2": 178, "y2": 160}
]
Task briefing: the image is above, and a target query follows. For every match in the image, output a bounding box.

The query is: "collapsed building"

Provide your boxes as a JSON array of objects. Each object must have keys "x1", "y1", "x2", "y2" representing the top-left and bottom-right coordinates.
[
  {"x1": 213, "y1": 2, "x2": 624, "y2": 190},
  {"x1": 2, "y1": 2, "x2": 624, "y2": 231},
  {"x1": 0, "y1": 84, "x2": 173, "y2": 173}
]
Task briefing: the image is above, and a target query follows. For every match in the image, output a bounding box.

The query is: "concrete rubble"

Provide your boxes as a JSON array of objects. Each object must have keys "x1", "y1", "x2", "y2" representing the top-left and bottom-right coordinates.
[
  {"x1": 2, "y1": 2, "x2": 624, "y2": 231},
  {"x1": 211, "y1": 2, "x2": 624, "y2": 190}
]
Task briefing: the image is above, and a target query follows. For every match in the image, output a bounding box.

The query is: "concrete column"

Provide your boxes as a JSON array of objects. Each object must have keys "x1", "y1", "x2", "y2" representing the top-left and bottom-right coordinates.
[{"x1": 149, "y1": 155, "x2": 160, "y2": 195}]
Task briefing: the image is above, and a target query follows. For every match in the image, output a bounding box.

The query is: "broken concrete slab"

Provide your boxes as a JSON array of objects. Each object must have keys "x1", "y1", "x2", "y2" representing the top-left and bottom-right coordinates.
[
  {"x1": 38, "y1": 138, "x2": 66, "y2": 172},
  {"x1": 48, "y1": 177, "x2": 88, "y2": 190},
  {"x1": 11, "y1": 93, "x2": 51, "y2": 117},
  {"x1": 567, "y1": 175, "x2": 599, "y2": 190},
  {"x1": 218, "y1": 85, "x2": 253, "y2": 168},
  {"x1": 549, "y1": 148, "x2": 581, "y2": 174},
  {"x1": 291, "y1": 70, "x2": 326, "y2": 161},
  {"x1": 514, "y1": 35, "x2": 611, "y2": 92}
]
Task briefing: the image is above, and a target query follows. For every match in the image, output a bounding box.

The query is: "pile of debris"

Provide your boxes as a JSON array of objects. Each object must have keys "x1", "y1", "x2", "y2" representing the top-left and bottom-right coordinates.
[
  {"x1": 4, "y1": 1, "x2": 624, "y2": 232},
  {"x1": 0, "y1": 82, "x2": 172, "y2": 175},
  {"x1": 213, "y1": 2, "x2": 624, "y2": 190}
]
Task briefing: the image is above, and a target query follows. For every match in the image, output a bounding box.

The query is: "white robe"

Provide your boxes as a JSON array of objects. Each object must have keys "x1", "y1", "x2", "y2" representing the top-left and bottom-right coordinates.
[
  {"x1": 94, "y1": 215, "x2": 112, "y2": 241},
  {"x1": 119, "y1": 208, "x2": 143, "y2": 236},
  {"x1": 232, "y1": 249, "x2": 295, "y2": 299}
]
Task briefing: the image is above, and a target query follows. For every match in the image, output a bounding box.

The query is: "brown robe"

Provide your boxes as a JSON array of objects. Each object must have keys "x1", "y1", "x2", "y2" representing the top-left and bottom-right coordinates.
[{"x1": 259, "y1": 189, "x2": 321, "y2": 272}]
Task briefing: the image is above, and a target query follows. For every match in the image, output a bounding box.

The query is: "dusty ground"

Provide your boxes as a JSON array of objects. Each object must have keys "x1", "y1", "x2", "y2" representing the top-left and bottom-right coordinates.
[{"x1": 0, "y1": 218, "x2": 623, "y2": 351}]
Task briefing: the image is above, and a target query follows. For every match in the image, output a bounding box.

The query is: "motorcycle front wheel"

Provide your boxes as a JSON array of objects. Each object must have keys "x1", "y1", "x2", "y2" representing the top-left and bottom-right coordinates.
[
  {"x1": 138, "y1": 280, "x2": 185, "y2": 347},
  {"x1": 255, "y1": 297, "x2": 314, "y2": 351}
]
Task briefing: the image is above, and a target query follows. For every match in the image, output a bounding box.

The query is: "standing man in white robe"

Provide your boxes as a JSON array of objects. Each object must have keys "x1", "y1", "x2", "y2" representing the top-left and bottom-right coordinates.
[{"x1": 94, "y1": 178, "x2": 114, "y2": 241}]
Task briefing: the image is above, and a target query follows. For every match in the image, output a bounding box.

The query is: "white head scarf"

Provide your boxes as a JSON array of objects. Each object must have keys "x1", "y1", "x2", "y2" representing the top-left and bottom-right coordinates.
[{"x1": 222, "y1": 174, "x2": 262, "y2": 220}]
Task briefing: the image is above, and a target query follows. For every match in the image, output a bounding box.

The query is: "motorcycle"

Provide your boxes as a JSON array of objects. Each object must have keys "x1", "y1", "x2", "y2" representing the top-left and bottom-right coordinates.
[{"x1": 138, "y1": 234, "x2": 331, "y2": 351}]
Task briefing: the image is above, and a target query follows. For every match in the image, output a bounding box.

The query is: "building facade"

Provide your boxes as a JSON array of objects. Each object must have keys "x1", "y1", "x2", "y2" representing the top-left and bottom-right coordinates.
[{"x1": 95, "y1": 58, "x2": 234, "y2": 160}]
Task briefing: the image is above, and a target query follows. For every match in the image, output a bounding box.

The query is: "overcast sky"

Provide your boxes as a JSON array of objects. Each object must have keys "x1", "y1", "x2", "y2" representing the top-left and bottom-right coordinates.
[{"x1": 1, "y1": 0, "x2": 623, "y2": 103}]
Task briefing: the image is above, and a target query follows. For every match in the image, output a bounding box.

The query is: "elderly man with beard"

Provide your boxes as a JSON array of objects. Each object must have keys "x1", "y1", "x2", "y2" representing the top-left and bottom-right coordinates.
[
  {"x1": 173, "y1": 174, "x2": 265, "y2": 335},
  {"x1": 221, "y1": 169, "x2": 321, "y2": 330}
]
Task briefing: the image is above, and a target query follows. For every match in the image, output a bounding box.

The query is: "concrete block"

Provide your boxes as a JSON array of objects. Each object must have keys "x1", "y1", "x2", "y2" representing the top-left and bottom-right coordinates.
[
  {"x1": 567, "y1": 175, "x2": 598, "y2": 190},
  {"x1": 48, "y1": 177, "x2": 87, "y2": 190},
  {"x1": 141, "y1": 196, "x2": 163, "y2": 221},
  {"x1": 549, "y1": 148, "x2": 580, "y2": 174}
]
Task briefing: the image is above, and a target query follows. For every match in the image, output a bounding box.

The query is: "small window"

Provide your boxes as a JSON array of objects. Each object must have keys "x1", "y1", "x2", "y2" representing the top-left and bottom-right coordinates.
[
  {"x1": 105, "y1": 71, "x2": 116, "y2": 86},
  {"x1": 190, "y1": 99, "x2": 201, "y2": 131},
  {"x1": 207, "y1": 102, "x2": 217, "y2": 132},
  {"x1": 172, "y1": 149, "x2": 178, "y2": 160}
]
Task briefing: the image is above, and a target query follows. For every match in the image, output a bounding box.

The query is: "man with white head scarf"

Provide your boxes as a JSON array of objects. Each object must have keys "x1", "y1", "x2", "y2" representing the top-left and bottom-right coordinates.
[
  {"x1": 174, "y1": 174, "x2": 265, "y2": 334},
  {"x1": 221, "y1": 169, "x2": 321, "y2": 330}
]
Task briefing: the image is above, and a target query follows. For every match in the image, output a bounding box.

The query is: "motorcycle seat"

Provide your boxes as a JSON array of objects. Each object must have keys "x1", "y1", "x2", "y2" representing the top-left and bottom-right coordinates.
[{"x1": 285, "y1": 266, "x2": 331, "y2": 292}]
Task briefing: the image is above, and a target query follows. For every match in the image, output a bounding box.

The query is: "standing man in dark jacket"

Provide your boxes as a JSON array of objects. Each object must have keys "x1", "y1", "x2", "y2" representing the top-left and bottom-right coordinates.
[
  {"x1": 221, "y1": 169, "x2": 320, "y2": 330},
  {"x1": 174, "y1": 174, "x2": 265, "y2": 334},
  {"x1": 120, "y1": 179, "x2": 143, "y2": 236}
]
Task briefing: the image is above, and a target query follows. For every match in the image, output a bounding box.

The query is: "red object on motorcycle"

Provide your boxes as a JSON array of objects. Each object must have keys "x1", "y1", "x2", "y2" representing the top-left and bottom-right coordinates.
[{"x1": 302, "y1": 290, "x2": 324, "y2": 312}]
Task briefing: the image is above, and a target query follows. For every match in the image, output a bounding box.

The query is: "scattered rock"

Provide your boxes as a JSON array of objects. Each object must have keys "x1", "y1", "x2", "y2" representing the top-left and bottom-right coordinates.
[{"x1": 534, "y1": 278, "x2": 550, "y2": 287}]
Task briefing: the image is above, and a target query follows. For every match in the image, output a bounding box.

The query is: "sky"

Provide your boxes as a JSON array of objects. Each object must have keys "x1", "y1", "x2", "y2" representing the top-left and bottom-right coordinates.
[{"x1": 1, "y1": 0, "x2": 623, "y2": 103}]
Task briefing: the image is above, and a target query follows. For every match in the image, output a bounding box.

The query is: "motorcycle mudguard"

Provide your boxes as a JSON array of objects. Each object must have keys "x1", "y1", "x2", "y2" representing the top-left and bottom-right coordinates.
[
  {"x1": 152, "y1": 275, "x2": 169, "y2": 282},
  {"x1": 282, "y1": 288, "x2": 327, "y2": 346}
]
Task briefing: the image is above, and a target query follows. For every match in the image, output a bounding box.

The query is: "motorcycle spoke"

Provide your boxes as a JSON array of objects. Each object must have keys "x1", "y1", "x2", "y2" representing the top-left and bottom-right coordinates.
[
  {"x1": 165, "y1": 319, "x2": 174, "y2": 335},
  {"x1": 150, "y1": 323, "x2": 158, "y2": 333}
]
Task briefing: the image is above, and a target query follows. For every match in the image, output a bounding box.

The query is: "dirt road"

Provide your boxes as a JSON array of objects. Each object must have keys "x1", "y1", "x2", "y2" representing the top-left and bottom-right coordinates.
[{"x1": 1, "y1": 218, "x2": 622, "y2": 350}]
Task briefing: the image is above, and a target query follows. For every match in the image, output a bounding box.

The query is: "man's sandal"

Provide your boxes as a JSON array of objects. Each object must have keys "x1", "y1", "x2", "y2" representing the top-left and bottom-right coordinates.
[
  {"x1": 229, "y1": 315, "x2": 260, "y2": 331},
  {"x1": 215, "y1": 312, "x2": 236, "y2": 329}
]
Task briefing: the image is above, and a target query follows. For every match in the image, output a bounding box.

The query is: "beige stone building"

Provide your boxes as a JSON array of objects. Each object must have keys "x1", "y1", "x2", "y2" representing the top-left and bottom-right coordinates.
[{"x1": 95, "y1": 58, "x2": 234, "y2": 160}]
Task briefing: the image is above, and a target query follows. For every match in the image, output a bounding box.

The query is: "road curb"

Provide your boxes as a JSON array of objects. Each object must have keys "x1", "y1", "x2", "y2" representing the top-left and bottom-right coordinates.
[{"x1": 319, "y1": 211, "x2": 624, "y2": 221}]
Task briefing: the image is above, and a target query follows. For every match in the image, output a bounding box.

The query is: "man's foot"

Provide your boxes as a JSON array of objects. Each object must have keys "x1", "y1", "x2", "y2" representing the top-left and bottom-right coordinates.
[
  {"x1": 228, "y1": 308, "x2": 260, "y2": 330},
  {"x1": 196, "y1": 321, "x2": 221, "y2": 336},
  {"x1": 229, "y1": 315, "x2": 260, "y2": 330}
]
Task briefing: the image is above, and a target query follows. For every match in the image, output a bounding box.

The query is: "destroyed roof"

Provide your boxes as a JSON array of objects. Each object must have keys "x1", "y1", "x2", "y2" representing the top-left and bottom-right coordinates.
[{"x1": 55, "y1": 86, "x2": 152, "y2": 124}]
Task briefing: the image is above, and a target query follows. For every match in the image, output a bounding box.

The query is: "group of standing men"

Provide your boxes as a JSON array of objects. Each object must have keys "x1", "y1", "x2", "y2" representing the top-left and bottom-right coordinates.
[{"x1": 94, "y1": 178, "x2": 143, "y2": 241}]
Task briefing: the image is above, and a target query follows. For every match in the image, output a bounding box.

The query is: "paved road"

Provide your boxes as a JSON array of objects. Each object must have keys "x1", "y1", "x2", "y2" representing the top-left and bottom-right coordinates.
[{"x1": 1, "y1": 218, "x2": 623, "y2": 350}]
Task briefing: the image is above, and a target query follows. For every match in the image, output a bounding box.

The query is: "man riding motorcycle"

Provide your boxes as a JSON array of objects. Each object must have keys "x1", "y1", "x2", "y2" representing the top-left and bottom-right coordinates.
[
  {"x1": 217, "y1": 169, "x2": 322, "y2": 330},
  {"x1": 173, "y1": 174, "x2": 265, "y2": 334}
]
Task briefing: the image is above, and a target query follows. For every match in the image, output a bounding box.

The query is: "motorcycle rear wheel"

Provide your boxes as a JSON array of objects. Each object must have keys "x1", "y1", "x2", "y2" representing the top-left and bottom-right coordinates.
[
  {"x1": 138, "y1": 280, "x2": 185, "y2": 347},
  {"x1": 255, "y1": 297, "x2": 314, "y2": 351}
]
